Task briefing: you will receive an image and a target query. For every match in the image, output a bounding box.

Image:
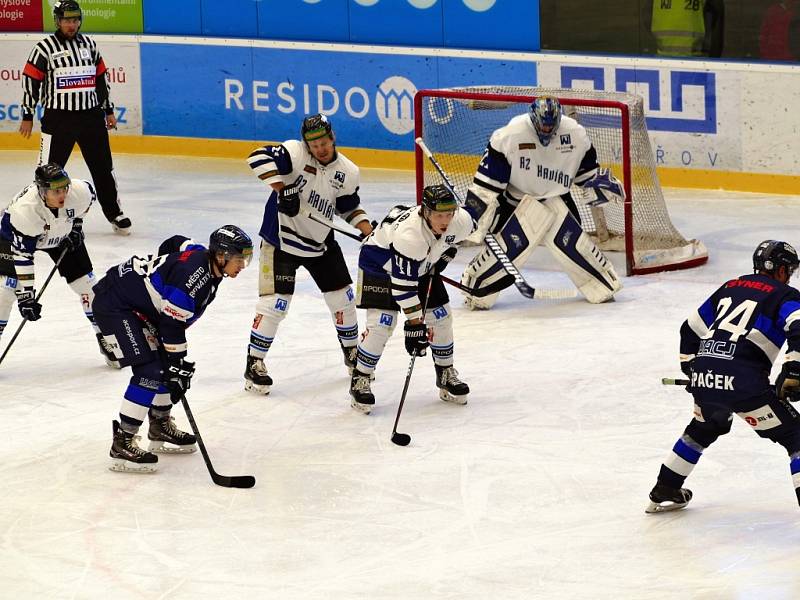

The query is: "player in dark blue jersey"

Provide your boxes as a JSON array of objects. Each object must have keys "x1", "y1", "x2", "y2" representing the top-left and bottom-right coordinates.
[
  {"x1": 647, "y1": 240, "x2": 800, "y2": 513},
  {"x1": 92, "y1": 225, "x2": 253, "y2": 473}
]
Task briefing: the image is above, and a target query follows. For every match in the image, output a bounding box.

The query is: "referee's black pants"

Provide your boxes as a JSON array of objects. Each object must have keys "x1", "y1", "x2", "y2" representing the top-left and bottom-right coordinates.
[{"x1": 40, "y1": 107, "x2": 122, "y2": 223}]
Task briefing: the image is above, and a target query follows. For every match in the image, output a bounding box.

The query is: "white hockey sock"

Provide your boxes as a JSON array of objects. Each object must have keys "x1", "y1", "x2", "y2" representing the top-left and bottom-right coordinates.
[
  {"x1": 427, "y1": 303, "x2": 454, "y2": 367},
  {"x1": 249, "y1": 294, "x2": 292, "y2": 358},
  {"x1": 68, "y1": 273, "x2": 100, "y2": 333},
  {"x1": 356, "y1": 309, "x2": 398, "y2": 374},
  {"x1": 323, "y1": 287, "x2": 358, "y2": 348},
  {"x1": 0, "y1": 277, "x2": 18, "y2": 338}
]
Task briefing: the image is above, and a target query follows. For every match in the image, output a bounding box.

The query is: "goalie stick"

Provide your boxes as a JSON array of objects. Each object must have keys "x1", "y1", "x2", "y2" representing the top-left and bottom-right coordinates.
[{"x1": 415, "y1": 137, "x2": 574, "y2": 300}]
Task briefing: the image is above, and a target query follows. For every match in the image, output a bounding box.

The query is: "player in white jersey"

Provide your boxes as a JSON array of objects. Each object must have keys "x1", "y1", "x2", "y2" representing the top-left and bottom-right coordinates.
[
  {"x1": 0, "y1": 163, "x2": 117, "y2": 366},
  {"x1": 243, "y1": 114, "x2": 374, "y2": 394},
  {"x1": 461, "y1": 96, "x2": 625, "y2": 308},
  {"x1": 350, "y1": 185, "x2": 477, "y2": 414}
]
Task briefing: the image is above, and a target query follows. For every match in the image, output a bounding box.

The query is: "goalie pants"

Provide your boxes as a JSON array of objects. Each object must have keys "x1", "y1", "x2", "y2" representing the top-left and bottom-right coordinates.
[
  {"x1": 0, "y1": 242, "x2": 99, "y2": 339},
  {"x1": 249, "y1": 240, "x2": 357, "y2": 359},
  {"x1": 655, "y1": 390, "x2": 800, "y2": 505},
  {"x1": 354, "y1": 270, "x2": 455, "y2": 375}
]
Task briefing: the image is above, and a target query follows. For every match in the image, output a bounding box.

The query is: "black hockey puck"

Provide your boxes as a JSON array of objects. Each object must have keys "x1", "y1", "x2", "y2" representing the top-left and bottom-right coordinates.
[{"x1": 391, "y1": 432, "x2": 411, "y2": 446}]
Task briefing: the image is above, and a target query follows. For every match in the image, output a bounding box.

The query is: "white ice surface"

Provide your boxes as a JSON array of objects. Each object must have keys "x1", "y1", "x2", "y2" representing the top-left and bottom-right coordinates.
[{"x1": 1, "y1": 151, "x2": 799, "y2": 599}]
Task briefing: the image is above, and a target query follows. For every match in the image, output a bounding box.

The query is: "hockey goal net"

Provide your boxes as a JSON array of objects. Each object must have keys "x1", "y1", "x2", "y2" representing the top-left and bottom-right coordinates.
[{"x1": 414, "y1": 86, "x2": 708, "y2": 275}]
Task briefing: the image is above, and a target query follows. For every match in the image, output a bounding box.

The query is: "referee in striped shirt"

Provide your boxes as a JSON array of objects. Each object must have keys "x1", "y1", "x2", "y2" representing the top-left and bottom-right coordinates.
[{"x1": 18, "y1": 0, "x2": 131, "y2": 236}]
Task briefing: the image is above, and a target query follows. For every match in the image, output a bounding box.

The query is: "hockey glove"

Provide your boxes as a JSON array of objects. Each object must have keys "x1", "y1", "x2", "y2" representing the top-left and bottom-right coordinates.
[
  {"x1": 581, "y1": 168, "x2": 625, "y2": 206},
  {"x1": 61, "y1": 223, "x2": 84, "y2": 252},
  {"x1": 679, "y1": 354, "x2": 695, "y2": 378},
  {"x1": 17, "y1": 290, "x2": 42, "y2": 321},
  {"x1": 404, "y1": 321, "x2": 429, "y2": 356},
  {"x1": 434, "y1": 247, "x2": 458, "y2": 274},
  {"x1": 777, "y1": 361, "x2": 800, "y2": 402},
  {"x1": 359, "y1": 220, "x2": 378, "y2": 241},
  {"x1": 277, "y1": 182, "x2": 302, "y2": 217},
  {"x1": 164, "y1": 357, "x2": 196, "y2": 402}
]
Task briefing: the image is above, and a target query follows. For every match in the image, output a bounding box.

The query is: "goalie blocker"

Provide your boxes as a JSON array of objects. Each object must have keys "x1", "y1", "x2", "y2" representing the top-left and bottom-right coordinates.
[{"x1": 461, "y1": 195, "x2": 622, "y2": 307}]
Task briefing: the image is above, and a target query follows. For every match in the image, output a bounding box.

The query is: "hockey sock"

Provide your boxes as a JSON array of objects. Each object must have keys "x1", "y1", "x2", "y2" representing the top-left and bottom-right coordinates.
[
  {"x1": 658, "y1": 433, "x2": 705, "y2": 489},
  {"x1": 427, "y1": 304, "x2": 454, "y2": 368},
  {"x1": 357, "y1": 309, "x2": 398, "y2": 375},
  {"x1": 69, "y1": 273, "x2": 100, "y2": 333},
  {"x1": 791, "y1": 452, "x2": 800, "y2": 506},
  {"x1": 148, "y1": 387, "x2": 172, "y2": 419},
  {"x1": 249, "y1": 294, "x2": 291, "y2": 358},
  {"x1": 323, "y1": 288, "x2": 358, "y2": 348},
  {"x1": 119, "y1": 366, "x2": 161, "y2": 432},
  {"x1": 0, "y1": 319, "x2": 6, "y2": 339}
]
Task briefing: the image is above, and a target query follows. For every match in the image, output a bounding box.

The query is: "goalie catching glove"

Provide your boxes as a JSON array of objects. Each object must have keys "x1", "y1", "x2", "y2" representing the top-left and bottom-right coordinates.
[{"x1": 579, "y1": 168, "x2": 625, "y2": 207}]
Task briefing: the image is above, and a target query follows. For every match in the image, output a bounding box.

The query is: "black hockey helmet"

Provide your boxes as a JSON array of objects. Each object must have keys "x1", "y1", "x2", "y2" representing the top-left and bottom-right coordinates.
[
  {"x1": 529, "y1": 96, "x2": 562, "y2": 147},
  {"x1": 753, "y1": 240, "x2": 799, "y2": 277},
  {"x1": 301, "y1": 113, "x2": 333, "y2": 143},
  {"x1": 54, "y1": 0, "x2": 82, "y2": 20},
  {"x1": 421, "y1": 184, "x2": 458, "y2": 213},
  {"x1": 34, "y1": 163, "x2": 71, "y2": 195},
  {"x1": 209, "y1": 225, "x2": 253, "y2": 267}
]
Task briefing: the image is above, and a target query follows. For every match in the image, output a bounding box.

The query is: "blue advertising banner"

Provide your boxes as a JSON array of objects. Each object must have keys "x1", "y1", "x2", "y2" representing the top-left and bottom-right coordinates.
[
  {"x1": 257, "y1": 0, "x2": 350, "y2": 42},
  {"x1": 348, "y1": 0, "x2": 442, "y2": 47},
  {"x1": 141, "y1": 43, "x2": 536, "y2": 150},
  {"x1": 144, "y1": 0, "x2": 201, "y2": 35},
  {"x1": 444, "y1": 0, "x2": 540, "y2": 51},
  {"x1": 201, "y1": 0, "x2": 258, "y2": 38}
]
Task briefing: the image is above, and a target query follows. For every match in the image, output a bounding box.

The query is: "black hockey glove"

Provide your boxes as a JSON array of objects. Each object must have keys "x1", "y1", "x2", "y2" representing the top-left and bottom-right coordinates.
[
  {"x1": 164, "y1": 357, "x2": 196, "y2": 402},
  {"x1": 17, "y1": 290, "x2": 42, "y2": 321},
  {"x1": 277, "y1": 183, "x2": 301, "y2": 217},
  {"x1": 403, "y1": 321, "x2": 429, "y2": 356},
  {"x1": 434, "y1": 247, "x2": 458, "y2": 274},
  {"x1": 777, "y1": 361, "x2": 800, "y2": 402},
  {"x1": 61, "y1": 223, "x2": 84, "y2": 252},
  {"x1": 679, "y1": 355, "x2": 694, "y2": 378}
]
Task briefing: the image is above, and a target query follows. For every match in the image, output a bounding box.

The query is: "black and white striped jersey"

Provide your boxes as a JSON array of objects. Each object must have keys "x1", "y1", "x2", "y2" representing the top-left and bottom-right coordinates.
[{"x1": 21, "y1": 31, "x2": 113, "y2": 118}]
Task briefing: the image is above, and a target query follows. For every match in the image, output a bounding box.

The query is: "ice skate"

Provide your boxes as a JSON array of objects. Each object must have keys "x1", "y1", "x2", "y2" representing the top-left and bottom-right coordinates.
[
  {"x1": 95, "y1": 333, "x2": 120, "y2": 369},
  {"x1": 645, "y1": 483, "x2": 692, "y2": 514},
  {"x1": 111, "y1": 213, "x2": 132, "y2": 236},
  {"x1": 109, "y1": 420, "x2": 157, "y2": 473},
  {"x1": 340, "y1": 342, "x2": 357, "y2": 375},
  {"x1": 350, "y1": 369, "x2": 375, "y2": 414},
  {"x1": 147, "y1": 415, "x2": 197, "y2": 454},
  {"x1": 435, "y1": 365, "x2": 469, "y2": 405},
  {"x1": 244, "y1": 354, "x2": 272, "y2": 394}
]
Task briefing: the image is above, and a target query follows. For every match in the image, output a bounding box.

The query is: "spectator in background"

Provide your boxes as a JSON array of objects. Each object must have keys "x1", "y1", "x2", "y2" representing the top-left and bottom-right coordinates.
[
  {"x1": 759, "y1": 1, "x2": 799, "y2": 61},
  {"x1": 648, "y1": 0, "x2": 724, "y2": 58}
]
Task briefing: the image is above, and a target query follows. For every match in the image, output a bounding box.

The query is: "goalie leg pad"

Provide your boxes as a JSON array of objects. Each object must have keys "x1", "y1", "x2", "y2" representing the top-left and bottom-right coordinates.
[
  {"x1": 542, "y1": 198, "x2": 622, "y2": 304},
  {"x1": 323, "y1": 287, "x2": 358, "y2": 347},
  {"x1": 357, "y1": 308, "x2": 398, "y2": 375},
  {"x1": 461, "y1": 195, "x2": 554, "y2": 309},
  {"x1": 250, "y1": 293, "x2": 292, "y2": 357},
  {"x1": 426, "y1": 303, "x2": 454, "y2": 367}
]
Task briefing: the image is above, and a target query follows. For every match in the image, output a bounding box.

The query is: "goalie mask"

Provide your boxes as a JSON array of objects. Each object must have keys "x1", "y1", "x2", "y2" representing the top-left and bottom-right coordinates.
[
  {"x1": 529, "y1": 96, "x2": 562, "y2": 147},
  {"x1": 753, "y1": 240, "x2": 799, "y2": 277}
]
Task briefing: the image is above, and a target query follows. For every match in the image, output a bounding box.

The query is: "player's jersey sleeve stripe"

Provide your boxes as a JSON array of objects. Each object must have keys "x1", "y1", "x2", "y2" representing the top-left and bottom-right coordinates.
[
  {"x1": 745, "y1": 328, "x2": 781, "y2": 363},
  {"x1": 752, "y1": 313, "x2": 786, "y2": 350}
]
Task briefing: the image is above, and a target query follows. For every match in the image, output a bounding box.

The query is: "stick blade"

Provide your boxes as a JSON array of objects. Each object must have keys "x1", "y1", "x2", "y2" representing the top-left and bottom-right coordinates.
[
  {"x1": 212, "y1": 474, "x2": 256, "y2": 488},
  {"x1": 391, "y1": 432, "x2": 411, "y2": 447}
]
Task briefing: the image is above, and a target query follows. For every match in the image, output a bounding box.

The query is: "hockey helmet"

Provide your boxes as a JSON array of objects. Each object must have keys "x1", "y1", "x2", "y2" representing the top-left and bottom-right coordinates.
[
  {"x1": 301, "y1": 114, "x2": 333, "y2": 143},
  {"x1": 54, "y1": 0, "x2": 82, "y2": 21},
  {"x1": 529, "y1": 96, "x2": 562, "y2": 147},
  {"x1": 753, "y1": 240, "x2": 799, "y2": 277},
  {"x1": 209, "y1": 225, "x2": 254, "y2": 267},
  {"x1": 34, "y1": 163, "x2": 71, "y2": 195},
  {"x1": 421, "y1": 185, "x2": 458, "y2": 213}
]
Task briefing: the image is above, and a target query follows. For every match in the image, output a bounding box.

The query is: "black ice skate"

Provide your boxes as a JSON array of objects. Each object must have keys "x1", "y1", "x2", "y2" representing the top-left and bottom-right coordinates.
[
  {"x1": 350, "y1": 369, "x2": 375, "y2": 414},
  {"x1": 148, "y1": 415, "x2": 197, "y2": 454},
  {"x1": 95, "y1": 333, "x2": 120, "y2": 369},
  {"x1": 645, "y1": 483, "x2": 693, "y2": 514},
  {"x1": 109, "y1": 420, "x2": 157, "y2": 473},
  {"x1": 435, "y1": 365, "x2": 469, "y2": 405},
  {"x1": 340, "y1": 342, "x2": 357, "y2": 375},
  {"x1": 111, "y1": 213, "x2": 132, "y2": 236},
  {"x1": 244, "y1": 354, "x2": 272, "y2": 394}
]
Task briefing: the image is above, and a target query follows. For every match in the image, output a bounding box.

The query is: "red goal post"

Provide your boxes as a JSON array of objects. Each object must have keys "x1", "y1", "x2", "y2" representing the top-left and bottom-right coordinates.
[{"x1": 413, "y1": 86, "x2": 708, "y2": 275}]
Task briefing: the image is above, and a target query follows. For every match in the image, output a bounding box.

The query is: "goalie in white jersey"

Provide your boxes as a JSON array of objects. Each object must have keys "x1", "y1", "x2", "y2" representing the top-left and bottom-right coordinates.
[
  {"x1": 244, "y1": 114, "x2": 374, "y2": 394},
  {"x1": 350, "y1": 185, "x2": 477, "y2": 414},
  {"x1": 461, "y1": 96, "x2": 624, "y2": 308},
  {"x1": 0, "y1": 163, "x2": 117, "y2": 366}
]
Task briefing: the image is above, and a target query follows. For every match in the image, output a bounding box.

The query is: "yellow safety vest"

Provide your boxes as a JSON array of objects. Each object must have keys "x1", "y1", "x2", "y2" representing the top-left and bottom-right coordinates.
[{"x1": 652, "y1": 0, "x2": 705, "y2": 56}]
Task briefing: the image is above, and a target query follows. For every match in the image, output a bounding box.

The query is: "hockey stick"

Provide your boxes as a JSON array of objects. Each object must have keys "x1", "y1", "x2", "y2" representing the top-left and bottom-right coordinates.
[
  {"x1": 662, "y1": 378, "x2": 690, "y2": 386},
  {"x1": 391, "y1": 276, "x2": 435, "y2": 447},
  {"x1": 416, "y1": 137, "x2": 574, "y2": 301},
  {"x1": 303, "y1": 210, "x2": 364, "y2": 242},
  {"x1": 0, "y1": 245, "x2": 69, "y2": 368},
  {"x1": 177, "y1": 393, "x2": 256, "y2": 488}
]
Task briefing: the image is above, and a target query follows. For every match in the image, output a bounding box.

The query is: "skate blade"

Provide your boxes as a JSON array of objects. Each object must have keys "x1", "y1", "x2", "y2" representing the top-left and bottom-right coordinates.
[
  {"x1": 148, "y1": 440, "x2": 197, "y2": 454},
  {"x1": 439, "y1": 389, "x2": 468, "y2": 405},
  {"x1": 245, "y1": 380, "x2": 271, "y2": 395},
  {"x1": 109, "y1": 458, "x2": 157, "y2": 473},
  {"x1": 645, "y1": 500, "x2": 689, "y2": 514},
  {"x1": 350, "y1": 397, "x2": 372, "y2": 415}
]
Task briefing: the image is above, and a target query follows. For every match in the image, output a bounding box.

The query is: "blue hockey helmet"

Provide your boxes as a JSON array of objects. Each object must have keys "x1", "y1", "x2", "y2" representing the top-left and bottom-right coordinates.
[
  {"x1": 209, "y1": 225, "x2": 253, "y2": 268},
  {"x1": 529, "y1": 96, "x2": 562, "y2": 146},
  {"x1": 753, "y1": 240, "x2": 799, "y2": 277}
]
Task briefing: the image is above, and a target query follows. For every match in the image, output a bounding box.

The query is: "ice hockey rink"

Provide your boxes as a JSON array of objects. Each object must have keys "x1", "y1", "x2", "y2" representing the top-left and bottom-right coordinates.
[{"x1": 2, "y1": 150, "x2": 799, "y2": 599}]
